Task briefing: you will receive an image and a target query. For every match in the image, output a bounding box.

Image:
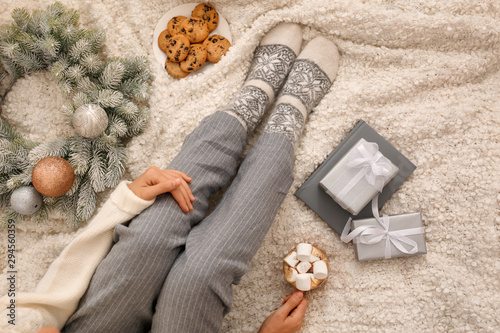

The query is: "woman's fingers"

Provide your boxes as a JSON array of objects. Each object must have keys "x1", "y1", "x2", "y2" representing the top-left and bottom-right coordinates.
[
  {"x1": 171, "y1": 189, "x2": 191, "y2": 212},
  {"x1": 177, "y1": 181, "x2": 193, "y2": 211},
  {"x1": 162, "y1": 170, "x2": 195, "y2": 202}
]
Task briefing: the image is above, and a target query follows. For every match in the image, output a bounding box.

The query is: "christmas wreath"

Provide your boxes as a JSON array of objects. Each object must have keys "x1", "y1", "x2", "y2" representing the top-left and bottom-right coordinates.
[{"x1": 0, "y1": 2, "x2": 150, "y2": 226}]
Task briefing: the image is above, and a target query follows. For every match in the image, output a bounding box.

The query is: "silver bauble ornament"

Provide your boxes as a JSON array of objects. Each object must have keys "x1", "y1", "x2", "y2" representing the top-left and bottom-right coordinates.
[
  {"x1": 10, "y1": 186, "x2": 43, "y2": 215},
  {"x1": 72, "y1": 104, "x2": 109, "y2": 138}
]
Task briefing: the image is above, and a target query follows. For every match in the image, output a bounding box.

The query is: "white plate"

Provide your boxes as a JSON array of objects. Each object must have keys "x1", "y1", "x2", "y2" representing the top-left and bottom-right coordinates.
[{"x1": 152, "y1": 3, "x2": 232, "y2": 74}]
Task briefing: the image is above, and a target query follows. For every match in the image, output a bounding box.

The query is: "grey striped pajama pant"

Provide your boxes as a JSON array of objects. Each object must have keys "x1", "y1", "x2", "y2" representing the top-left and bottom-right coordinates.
[{"x1": 63, "y1": 111, "x2": 295, "y2": 333}]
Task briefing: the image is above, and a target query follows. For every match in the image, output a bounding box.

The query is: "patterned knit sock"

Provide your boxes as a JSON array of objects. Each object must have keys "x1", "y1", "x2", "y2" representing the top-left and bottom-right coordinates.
[
  {"x1": 264, "y1": 36, "x2": 340, "y2": 145},
  {"x1": 225, "y1": 23, "x2": 303, "y2": 132}
]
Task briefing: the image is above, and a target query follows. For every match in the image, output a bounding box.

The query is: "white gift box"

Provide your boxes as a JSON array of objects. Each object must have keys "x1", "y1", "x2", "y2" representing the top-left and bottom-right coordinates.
[{"x1": 319, "y1": 139, "x2": 399, "y2": 215}]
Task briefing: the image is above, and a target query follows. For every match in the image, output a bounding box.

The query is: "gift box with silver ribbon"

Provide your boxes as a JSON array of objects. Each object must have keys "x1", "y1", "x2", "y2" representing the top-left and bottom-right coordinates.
[
  {"x1": 341, "y1": 195, "x2": 427, "y2": 261},
  {"x1": 319, "y1": 138, "x2": 399, "y2": 215}
]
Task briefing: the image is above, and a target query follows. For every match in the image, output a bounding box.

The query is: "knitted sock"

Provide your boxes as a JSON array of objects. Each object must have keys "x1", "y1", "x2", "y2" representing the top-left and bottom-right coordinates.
[
  {"x1": 264, "y1": 36, "x2": 340, "y2": 145},
  {"x1": 225, "y1": 23, "x2": 303, "y2": 132}
]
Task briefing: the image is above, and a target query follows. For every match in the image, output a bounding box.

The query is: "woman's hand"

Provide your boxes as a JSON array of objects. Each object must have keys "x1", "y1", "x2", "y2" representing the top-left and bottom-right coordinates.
[
  {"x1": 127, "y1": 166, "x2": 195, "y2": 212},
  {"x1": 258, "y1": 290, "x2": 308, "y2": 333}
]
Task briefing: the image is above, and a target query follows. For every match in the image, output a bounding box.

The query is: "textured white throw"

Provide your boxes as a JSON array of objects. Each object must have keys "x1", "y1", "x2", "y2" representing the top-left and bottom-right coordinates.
[{"x1": 1, "y1": 1, "x2": 499, "y2": 332}]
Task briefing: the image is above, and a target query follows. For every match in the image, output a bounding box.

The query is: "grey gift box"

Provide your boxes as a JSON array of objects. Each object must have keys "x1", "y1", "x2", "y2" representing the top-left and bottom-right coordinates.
[
  {"x1": 295, "y1": 120, "x2": 417, "y2": 235},
  {"x1": 352, "y1": 212, "x2": 427, "y2": 261}
]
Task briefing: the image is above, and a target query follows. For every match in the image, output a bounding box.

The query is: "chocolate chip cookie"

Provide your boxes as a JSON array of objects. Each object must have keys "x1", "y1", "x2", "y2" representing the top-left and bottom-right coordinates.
[
  {"x1": 165, "y1": 34, "x2": 190, "y2": 62},
  {"x1": 167, "y1": 16, "x2": 187, "y2": 36},
  {"x1": 181, "y1": 17, "x2": 209, "y2": 43},
  {"x1": 180, "y1": 44, "x2": 207, "y2": 72},
  {"x1": 202, "y1": 35, "x2": 231, "y2": 63},
  {"x1": 158, "y1": 29, "x2": 172, "y2": 52},
  {"x1": 165, "y1": 60, "x2": 190, "y2": 79},
  {"x1": 192, "y1": 3, "x2": 219, "y2": 32}
]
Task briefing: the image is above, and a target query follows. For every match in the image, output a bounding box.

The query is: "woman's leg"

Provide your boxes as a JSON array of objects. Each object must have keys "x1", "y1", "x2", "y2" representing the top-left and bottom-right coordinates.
[
  {"x1": 152, "y1": 36, "x2": 340, "y2": 333},
  {"x1": 62, "y1": 23, "x2": 303, "y2": 333}
]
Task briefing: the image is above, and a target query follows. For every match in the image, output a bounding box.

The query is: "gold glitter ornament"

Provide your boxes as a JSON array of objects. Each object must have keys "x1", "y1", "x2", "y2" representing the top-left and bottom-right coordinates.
[{"x1": 32, "y1": 156, "x2": 75, "y2": 197}]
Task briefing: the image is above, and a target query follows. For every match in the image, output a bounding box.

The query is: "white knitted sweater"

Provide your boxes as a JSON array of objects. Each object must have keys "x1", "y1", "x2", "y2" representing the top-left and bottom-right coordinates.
[{"x1": 0, "y1": 181, "x2": 154, "y2": 333}]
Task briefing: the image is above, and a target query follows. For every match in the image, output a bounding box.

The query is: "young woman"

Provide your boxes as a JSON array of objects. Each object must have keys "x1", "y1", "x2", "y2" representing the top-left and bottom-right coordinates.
[{"x1": 2, "y1": 22, "x2": 339, "y2": 333}]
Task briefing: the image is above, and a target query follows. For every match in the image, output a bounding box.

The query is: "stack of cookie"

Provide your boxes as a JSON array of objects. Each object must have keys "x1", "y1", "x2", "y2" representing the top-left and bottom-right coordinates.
[{"x1": 158, "y1": 3, "x2": 231, "y2": 78}]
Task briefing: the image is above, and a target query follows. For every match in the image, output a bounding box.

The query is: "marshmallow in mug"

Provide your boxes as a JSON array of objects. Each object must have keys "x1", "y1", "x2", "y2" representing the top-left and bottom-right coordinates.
[
  {"x1": 296, "y1": 243, "x2": 313, "y2": 261},
  {"x1": 283, "y1": 243, "x2": 329, "y2": 291}
]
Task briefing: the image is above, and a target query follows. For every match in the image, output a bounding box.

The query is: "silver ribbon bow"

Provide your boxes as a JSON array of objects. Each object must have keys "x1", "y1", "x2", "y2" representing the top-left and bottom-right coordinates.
[
  {"x1": 336, "y1": 142, "x2": 395, "y2": 201},
  {"x1": 341, "y1": 194, "x2": 424, "y2": 259}
]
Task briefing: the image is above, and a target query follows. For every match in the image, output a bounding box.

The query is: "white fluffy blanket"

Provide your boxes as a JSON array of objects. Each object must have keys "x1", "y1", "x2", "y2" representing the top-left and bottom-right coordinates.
[{"x1": 1, "y1": 0, "x2": 499, "y2": 332}]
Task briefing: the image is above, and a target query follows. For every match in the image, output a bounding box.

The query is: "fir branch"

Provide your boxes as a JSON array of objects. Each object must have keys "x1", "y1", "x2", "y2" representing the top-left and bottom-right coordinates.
[
  {"x1": 76, "y1": 175, "x2": 96, "y2": 222},
  {"x1": 6, "y1": 167, "x2": 33, "y2": 190},
  {"x1": 0, "y1": 42, "x2": 21, "y2": 60},
  {"x1": 0, "y1": 192, "x2": 11, "y2": 209},
  {"x1": 99, "y1": 133, "x2": 118, "y2": 146},
  {"x1": 57, "y1": 25, "x2": 79, "y2": 45},
  {"x1": 59, "y1": 80, "x2": 73, "y2": 95},
  {"x1": 65, "y1": 174, "x2": 81, "y2": 196},
  {"x1": 11, "y1": 8, "x2": 30, "y2": 32},
  {"x1": 118, "y1": 78, "x2": 145, "y2": 100},
  {"x1": 67, "y1": 137, "x2": 91, "y2": 175},
  {"x1": 17, "y1": 31, "x2": 43, "y2": 57},
  {"x1": 49, "y1": 57, "x2": 70, "y2": 81},
  {"x1": 60, "y1": 102, "x2": 75, "y2": 117},
  {"x1": 122, "y1": 56, "x2": 149, "y2": 81},
  {"x1": 37, "y1": 35, "x2": 60, "y2": 62},
  {"x1": 46, "y1": 2, "x2": 66, "y2": 20},
  {"x1": 131, "y1": 81, "x2": 149, "y2": 101},
  {"x1": 107, "y1": 114, "x2": 128, "y2": 138},
  {"x1": 42, "y1": 195, "x2": 58, "y2": 207},
  {"x1": 27, "y1": 9, "x2": 48, "y2": 36},
  {"x1": 0, "y1": 210, "x2": 21, "y2": 227},
  {"x1": 99, "y1": 60, "x2": 125, "y2": 90},
  {"x1": 88, "y1": 142, "x2": 106, "y2": 192},
  {"x1": 68, "y1": 38, "x2": 92, "y2": 62},
  {"x1": 0, "y1": 58, "x2": 20, "y2": 78},
  {"x1": 84, "y1": 30, "x2": 105, "y2": 54},
  {"x1": 57, "y1": 193, "x2": 77, "y2": 227},
  {"x1": 0, "y1": 121, "x2": 38, "y2": 151},
  {"x1": 114, "y1": 101, "x2": 139, "y2": 121},
  {"x1": 97, "y1": 89, "x2": 124, "y2": 108},
  {"x1": 0, "y1": 76, "x2": 17, "y2": 111},
  {"x1": 11, "y1": 48, "x2": 44, "y2": 73},
  {"x1": 58, "y1": 8, "x2": 79, "y2": 28},
  {"x1": 80, "y1": 53, "x2": 102, "y2": 75},
  {"x1": 0, "y1": 174, "x2": 10, "y2": 195},
  {"x1": 0, "y1": 142, "x2": 30, "y2": 174},
  {"x1": 31, "y1": 204, "x2": 49, "y2": 224},
  {"x1": 28, "y1": 137, "x2": 69, "y2": 164},
  {"x1": 71, "y1": 91, "x2": 91, "y2": 110},
  {"x1": 75, "y1": 76, "x2": 98, "y2": 95},
  {"x1": 0, "y1": 25, "x2": 19, "y2": 42},
  {"x1": 0, "y1": 118, "x2": 22, "y2": 141},
  {"x1": 65, "y1": 64, "x2": 86, "y2": 82},
  {"x1": 0, "y1": 149, "x2": 20, "y2": 174},
  {"x1": 127, "y1": 107, "x2": 150, "y2": 136},
  {"x1": 104, "y1": 144, "x2": 126, "y2": 188}
]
